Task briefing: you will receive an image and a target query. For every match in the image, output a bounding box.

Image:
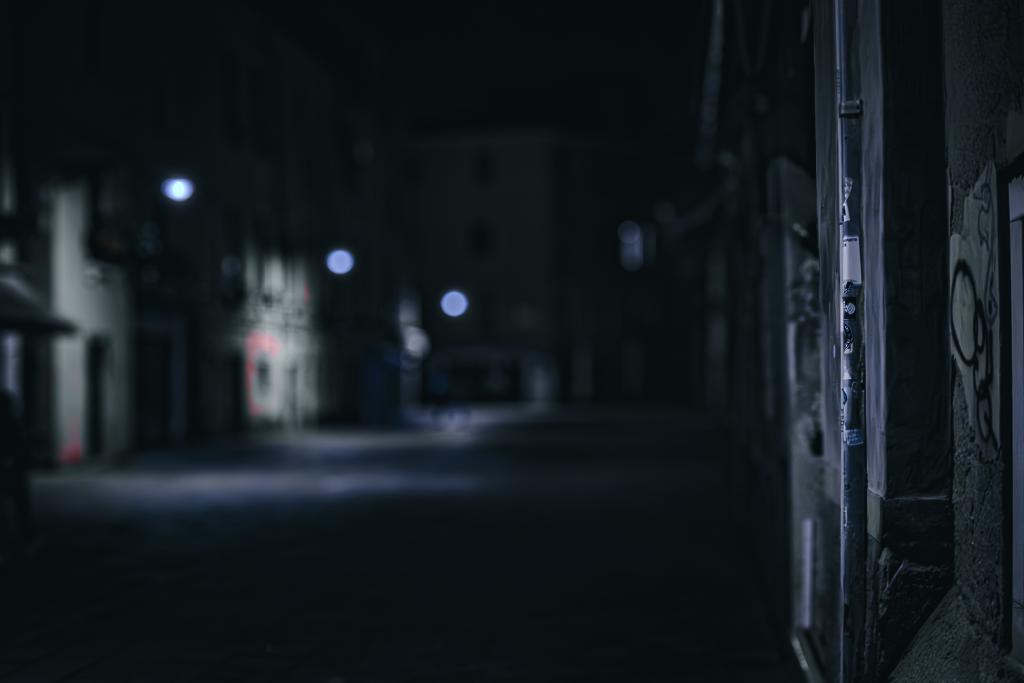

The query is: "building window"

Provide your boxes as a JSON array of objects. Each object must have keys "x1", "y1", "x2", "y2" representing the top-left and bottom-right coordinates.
[{"x1": 219, "y1": 210, "x2": 245, "y2": 308}]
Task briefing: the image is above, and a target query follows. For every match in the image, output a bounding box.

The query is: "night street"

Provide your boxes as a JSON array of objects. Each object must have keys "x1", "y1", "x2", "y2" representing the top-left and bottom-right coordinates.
[
  {"x1": 0, "y1": 408, "x2": 799, "y2": 682},
  {"x1": 3, "y1": 0, "x2": 1021, "y2": 679}
]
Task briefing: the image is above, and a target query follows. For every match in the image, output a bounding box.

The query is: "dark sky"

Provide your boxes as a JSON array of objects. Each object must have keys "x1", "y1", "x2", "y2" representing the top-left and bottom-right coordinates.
[{"x1": 246, "y1": 3, "x2": 714, "y2": 143}]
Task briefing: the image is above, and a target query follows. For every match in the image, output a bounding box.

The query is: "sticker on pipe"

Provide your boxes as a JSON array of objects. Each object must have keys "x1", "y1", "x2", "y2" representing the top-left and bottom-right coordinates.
[
  {"x1": 841, "y1": 236, "x2": 862, "y2": 286},
  {"x1": 841, "y1": 178, "x2": 854, "y2": 223}
]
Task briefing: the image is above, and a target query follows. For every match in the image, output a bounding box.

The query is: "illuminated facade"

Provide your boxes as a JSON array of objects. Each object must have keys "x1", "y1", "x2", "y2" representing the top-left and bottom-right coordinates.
[{"x1": 2, "y1": 1, "x2": 397, "y2": 463}]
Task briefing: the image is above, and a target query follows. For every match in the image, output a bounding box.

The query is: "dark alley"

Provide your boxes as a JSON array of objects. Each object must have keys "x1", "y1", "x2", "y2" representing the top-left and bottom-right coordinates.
[
  {"x1": 2, "y1": 409, "x2": 798, "y2": 682},
  {"x1": 4, "y1": 0, "x2": 1024, "y2": 680}
]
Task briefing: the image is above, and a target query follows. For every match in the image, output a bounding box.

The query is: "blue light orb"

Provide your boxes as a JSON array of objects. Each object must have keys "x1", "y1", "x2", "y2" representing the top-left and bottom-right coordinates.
[
  {"x1": 161, "y1": 177, "x2": 194, "y2": 202},
  {"x1": 440, "y1": 290, "x2": 469, "y2": 318},
  {"x1": 326, "y1": 249, "x2": 355, "y2": 275}
]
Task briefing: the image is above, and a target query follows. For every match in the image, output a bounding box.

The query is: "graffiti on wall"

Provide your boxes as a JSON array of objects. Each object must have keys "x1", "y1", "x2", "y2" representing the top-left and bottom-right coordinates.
[{"x1": 950, "y1": 162, "x2": 1000, "y2": 452}]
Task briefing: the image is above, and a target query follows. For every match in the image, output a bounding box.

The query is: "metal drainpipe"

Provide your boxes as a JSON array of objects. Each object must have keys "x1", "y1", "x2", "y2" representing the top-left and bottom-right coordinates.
[{"x1": 834, "y1": 0, "x2": 866, "y2": 681}]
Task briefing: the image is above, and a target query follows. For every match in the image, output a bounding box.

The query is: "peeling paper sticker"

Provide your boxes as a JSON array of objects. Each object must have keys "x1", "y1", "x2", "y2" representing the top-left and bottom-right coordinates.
[
  {"x1": 841, "y1": 177, "x2": 854, "y2": 223},
  {"x1": 841, "y1": 236, "x2": 862, "y2": 286}
]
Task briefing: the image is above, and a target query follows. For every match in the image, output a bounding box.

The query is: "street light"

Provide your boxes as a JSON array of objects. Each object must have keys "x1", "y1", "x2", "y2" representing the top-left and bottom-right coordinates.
[
  {"x1": 440, "y1": 290, "x2": 468, "y2": 317},
  {"x1": 161, "y1": 177, "x2": 194, "y2": 202},
  {"x1": 326, "y1": 248, "x2": 355, "y2": 275}
]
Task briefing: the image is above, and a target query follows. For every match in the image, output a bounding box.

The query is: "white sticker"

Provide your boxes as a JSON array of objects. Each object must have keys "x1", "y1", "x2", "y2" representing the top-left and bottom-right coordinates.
[{"x1": 841, "y1": 236, "x2": 862, "y2": 285}]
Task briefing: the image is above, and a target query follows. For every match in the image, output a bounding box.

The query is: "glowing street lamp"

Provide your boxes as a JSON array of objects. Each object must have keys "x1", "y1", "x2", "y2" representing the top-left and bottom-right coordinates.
[
  {"x1": 161, "y1": 177, "x2": 195, "y2": 202},
  {"x1": 440, "y1": 290, "x2": 468, "y2": 317},
  {"x1": 326, "y1": 248, "x2": 355, "y2": 275}
]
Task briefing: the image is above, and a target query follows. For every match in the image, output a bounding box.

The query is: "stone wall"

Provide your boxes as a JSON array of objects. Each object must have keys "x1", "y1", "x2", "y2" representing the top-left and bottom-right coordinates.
[{"x1": 890, "y1": 0, "x2": 1024, "y2": 680}]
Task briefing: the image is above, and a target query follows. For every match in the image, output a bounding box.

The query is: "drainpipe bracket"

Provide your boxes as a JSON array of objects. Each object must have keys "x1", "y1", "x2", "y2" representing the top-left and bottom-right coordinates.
[{"x1": 839, "y1": 99, "x2": 863, "y2": 118}]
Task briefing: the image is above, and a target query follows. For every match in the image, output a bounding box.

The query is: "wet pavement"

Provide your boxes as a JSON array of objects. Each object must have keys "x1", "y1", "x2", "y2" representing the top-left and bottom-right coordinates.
[{"x1": 0, "y1": 407, "x2": 801, "y2": 682}]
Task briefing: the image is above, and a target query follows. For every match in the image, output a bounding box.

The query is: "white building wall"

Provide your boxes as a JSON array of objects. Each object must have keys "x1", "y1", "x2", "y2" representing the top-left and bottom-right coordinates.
[{"x1": 49, "y1": 181, "x2": 133, "y2": 463}]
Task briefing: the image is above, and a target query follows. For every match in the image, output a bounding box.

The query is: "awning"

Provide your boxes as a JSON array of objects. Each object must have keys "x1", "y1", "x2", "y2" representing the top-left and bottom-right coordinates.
[{"x1": 0, "y1": 271, "x2": 75, "y2": 335}]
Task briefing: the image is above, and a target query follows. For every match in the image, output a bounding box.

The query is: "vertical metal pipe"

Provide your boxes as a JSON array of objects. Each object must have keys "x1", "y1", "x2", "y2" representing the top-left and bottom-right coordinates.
[
  {"x1": 0, "y1": 0, "x2": 17, "y2": 217},
  {"x1": 696, "y1": 0, "x2": 725, "y2": 170},
  {"x1": 834, "y1": 0, "x2": 866, "y2": 680}
]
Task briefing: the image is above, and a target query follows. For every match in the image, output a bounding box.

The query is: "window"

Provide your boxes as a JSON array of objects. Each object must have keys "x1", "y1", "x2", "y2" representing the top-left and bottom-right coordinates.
[
  {"x1": 87, "y1": 172, "x2": 132, "y2": 263},
  {"x1": 219, "y1": 210, "x2": 245, "y2": 308}
]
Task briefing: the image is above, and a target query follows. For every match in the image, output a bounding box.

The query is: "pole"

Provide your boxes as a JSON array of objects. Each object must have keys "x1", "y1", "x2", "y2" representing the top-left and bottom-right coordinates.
[{"x1": 834, "y1": 0, "x2": 866, "y2": 680}]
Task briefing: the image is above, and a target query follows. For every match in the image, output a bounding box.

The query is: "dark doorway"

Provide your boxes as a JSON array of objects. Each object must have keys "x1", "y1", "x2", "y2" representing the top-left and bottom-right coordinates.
[
  {"x1": 86, "y1": 336, "x2": 108, "y2": 457},
  {"x1": 287, "y1": 364, "x2": 299, "y2": 428},
  {"x1": 228, "y1": 350, "x2": 245, "y2": 433}
]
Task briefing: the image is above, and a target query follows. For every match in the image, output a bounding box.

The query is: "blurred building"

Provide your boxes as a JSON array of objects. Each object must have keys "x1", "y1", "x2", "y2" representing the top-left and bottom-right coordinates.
[
  {"x1": 0, "y1": 1, "x2": 399, "y2": 465},
  {"x1": 406, "y1": 129, "x2": 695, "y2": 405}
]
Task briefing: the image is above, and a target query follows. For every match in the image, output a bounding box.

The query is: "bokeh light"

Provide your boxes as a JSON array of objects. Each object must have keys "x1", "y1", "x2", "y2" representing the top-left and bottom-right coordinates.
[
  {"x1": 326, "y1": 249, "x2": 355, "y2": 275},
  {"x1": 441, "y1": 290, "x2": 469, "y2": 317},
  {"x1": 161, "y1": 177, "x2": 194, "y2": 202}
]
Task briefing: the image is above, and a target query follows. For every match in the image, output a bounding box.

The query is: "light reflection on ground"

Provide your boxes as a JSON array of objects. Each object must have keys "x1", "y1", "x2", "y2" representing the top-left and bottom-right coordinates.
[
  {"x1": 36, "y1": 471, "x2": 482, "y2": 511},
  {"x1": 1, "y1": 407, "x2": 800, "y2": 682}
]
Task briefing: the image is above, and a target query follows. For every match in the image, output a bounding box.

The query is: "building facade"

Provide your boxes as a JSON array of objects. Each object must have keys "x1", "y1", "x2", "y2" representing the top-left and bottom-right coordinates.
[
  {"x1": 0, "y1": 0, "x2": 397, "y2": 465},
  {"x1": 407, "y1": 129, "x2": 695, "y2": 404},
  {"x1": 784, "y1": 0, "x2": 1024, "y2": 680}
]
